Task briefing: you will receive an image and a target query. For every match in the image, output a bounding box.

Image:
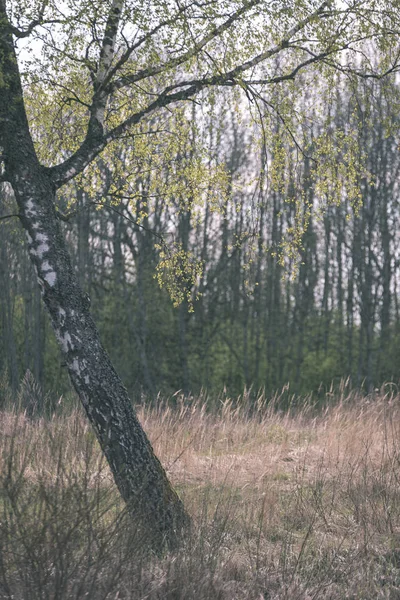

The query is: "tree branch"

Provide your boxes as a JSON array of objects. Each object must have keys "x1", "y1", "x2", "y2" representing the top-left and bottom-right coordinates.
[
  {"x1": 45, "y1": 0, "x2": 340, "y2": 190},
  {"x1": 243, "y1": 48, "x2": 338, "y2": 85},
  {"x1": 101, "y1": 2, "x2": 199, "y2": 91},
  {"x1": 89, "y1": 0, "x2": 124, "y2": 134},
  {"x1": 0, "y1": 213, "x2": 20, "y2": 221},
  {"x1": 56, "y1": 199, "x2": 168, "y2": 251},
  {"x1": 107, "y1": 0, "x2": 264, "y2": 92},
  {"x1": 8, "y1": 0, "x2": 62, "y2": 39},
  {"x1": 96, "y1": 0, "x2": 123, "y2": 87},
  {"x1": 321, "y1": 57, "x2": 400, "y2": 80},
  {"x1": 10, "y1": 19, "x2": 62, "y2": 38}
]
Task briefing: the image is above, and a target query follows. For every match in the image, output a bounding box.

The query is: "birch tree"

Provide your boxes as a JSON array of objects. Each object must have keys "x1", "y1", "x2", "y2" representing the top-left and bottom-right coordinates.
[{"x1": 0, "y1": 0, "x2": 397, "y2": 548}]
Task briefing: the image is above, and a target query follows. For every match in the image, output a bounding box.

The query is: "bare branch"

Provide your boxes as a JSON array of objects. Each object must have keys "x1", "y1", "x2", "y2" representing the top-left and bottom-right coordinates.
[
  {"x1": 96, "y1": 200, "x2": 167, "y2": 245},
  {"x1": 321, "y1": 57, "x2": 400, "y2": 80}
]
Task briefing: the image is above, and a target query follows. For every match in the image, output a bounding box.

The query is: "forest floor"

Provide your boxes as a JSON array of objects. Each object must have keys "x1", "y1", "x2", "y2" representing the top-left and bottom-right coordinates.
[{"x1": 1, "y1": 384, "x2": 400, "y2": 599}]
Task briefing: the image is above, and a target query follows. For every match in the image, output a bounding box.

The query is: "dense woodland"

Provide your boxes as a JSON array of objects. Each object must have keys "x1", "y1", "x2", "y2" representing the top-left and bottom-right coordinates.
[
  {"x1": 3, "y1": 3, "x2": 400, "y2": 594},
  {"x1": 2, "y1": 72, "x2": 400, "y2": 401}
]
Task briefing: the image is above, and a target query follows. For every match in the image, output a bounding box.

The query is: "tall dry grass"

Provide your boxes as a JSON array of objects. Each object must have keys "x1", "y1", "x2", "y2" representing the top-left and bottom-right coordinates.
[{"x1": 1, "y1": 377, "x2": 400, "y2": 598}]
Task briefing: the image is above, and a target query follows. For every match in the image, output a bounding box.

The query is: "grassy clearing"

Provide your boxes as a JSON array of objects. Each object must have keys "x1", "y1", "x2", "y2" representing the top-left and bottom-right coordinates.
[{"x1": 1, "y1": 381, "x2": 400, "y2": 598}]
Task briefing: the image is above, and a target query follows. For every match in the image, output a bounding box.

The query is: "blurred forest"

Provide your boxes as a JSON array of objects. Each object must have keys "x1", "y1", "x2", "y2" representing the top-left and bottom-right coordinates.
[{"x1": 2, "y1": 73, "x2": 400, "y2": 400}]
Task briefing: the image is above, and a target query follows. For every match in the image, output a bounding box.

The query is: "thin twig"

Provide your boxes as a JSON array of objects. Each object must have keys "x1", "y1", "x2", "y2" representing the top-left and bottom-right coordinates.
[
  {"x1": 91, "y1": 201, "x2": 168, "y2": 249},
  {"x1": 56, "y1": 199, "x2": 170, "y2": 253},
  {"x1": 0, "y1": 213, "x2": 20, "y2": 222}
]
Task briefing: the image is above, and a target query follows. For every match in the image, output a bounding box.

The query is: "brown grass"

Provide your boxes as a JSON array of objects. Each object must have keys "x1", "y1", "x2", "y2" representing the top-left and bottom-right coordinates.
[{"x1": 1, "y1": 381, "x2": 400, "y2": 598}]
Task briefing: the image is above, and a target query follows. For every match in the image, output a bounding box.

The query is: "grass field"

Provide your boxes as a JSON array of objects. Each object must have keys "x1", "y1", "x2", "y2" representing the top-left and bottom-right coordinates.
[{"x1": 1, "y1": 381, "x2": 400, "y2": 599}]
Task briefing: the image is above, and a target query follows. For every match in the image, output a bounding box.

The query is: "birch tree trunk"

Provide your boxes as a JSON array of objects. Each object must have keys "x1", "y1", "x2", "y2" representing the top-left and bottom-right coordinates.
[{"x1": 0, "y1": 2, "x2": 188, "y2": 550}]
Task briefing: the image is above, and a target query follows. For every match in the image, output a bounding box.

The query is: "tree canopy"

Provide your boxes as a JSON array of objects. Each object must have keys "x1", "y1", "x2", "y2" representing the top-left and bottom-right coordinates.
[{"x1": 4, "y1": 0, "x2": 399, "y2": 188}]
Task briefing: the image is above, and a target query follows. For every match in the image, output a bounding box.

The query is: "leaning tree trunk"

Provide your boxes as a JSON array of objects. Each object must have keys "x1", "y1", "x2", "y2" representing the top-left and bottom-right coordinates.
[{"x1": 0, "y1": 4, "x2": 189, "y2": 550}]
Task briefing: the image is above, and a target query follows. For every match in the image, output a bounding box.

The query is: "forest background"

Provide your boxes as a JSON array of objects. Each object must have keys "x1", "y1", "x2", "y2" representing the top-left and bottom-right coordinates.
[{"x1": 1, "y1": 67, "x2": 400, "y2": 402}]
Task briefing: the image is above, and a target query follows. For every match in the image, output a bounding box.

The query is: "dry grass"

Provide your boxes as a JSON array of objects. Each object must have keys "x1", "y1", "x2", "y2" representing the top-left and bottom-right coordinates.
[{"x1": 1, "y1": 380, "x2": 400, "y2": 598}]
